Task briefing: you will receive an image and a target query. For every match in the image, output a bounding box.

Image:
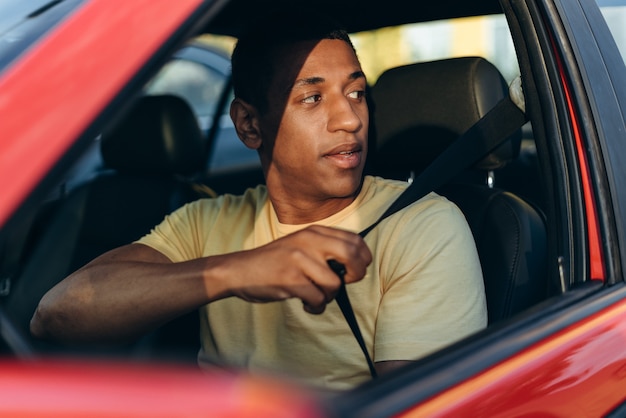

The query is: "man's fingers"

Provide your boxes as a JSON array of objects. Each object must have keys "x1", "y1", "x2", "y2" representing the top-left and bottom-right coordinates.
[
  {"x1": 286, "y1": 279, "x2": 331, "y2": 314},
  {"x1": 303, "y1": 301, "x2": 326, "y2": 315},
  {"x1": 287, "y1": 250, "x2": 344, "y2": 301},
  {"x1": 296, "y1": 226, "x2": 373, "y2": 284},
  {"x1": 228, "y1": 225, "x2": 372, "y2": 312}
]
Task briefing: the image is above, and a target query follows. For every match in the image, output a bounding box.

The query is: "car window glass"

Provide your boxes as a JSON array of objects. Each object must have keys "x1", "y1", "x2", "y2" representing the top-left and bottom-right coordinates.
[
  {"x1": 142, "y1": 37, "x2": 262, "y2": 174},
  {"x1": 180, "y1": 42, "x2": 261, "y2": 174},
  {"x1": 351, "y1": 14, "x2": 519, "y2": 84},
  {"x1": 597, "y1": 1, "x2": 626, "y2": 65},
  {"x1": 144, "y1": 59, "x2": 226, "y2": 123}
]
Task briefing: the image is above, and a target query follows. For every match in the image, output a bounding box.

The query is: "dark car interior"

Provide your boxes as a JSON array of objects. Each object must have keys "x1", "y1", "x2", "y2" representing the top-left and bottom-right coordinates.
[
  {"x1": 0, "y1": 0, "x2": 559, "y2": 371},
  {"x1": 3, "y1": 95, "x2": 214, "y2": 360},
  {"x1": 368, "y1": 56, "x2": 548, "y2": 324}
]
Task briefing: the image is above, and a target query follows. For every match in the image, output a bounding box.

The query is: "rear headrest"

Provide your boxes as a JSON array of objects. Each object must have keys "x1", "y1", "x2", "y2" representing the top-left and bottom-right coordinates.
[
  {"x1": 101, "y1": 94, "x2": 206, "y2": 177},
  {"x1": 371, "y1": 57, "x2": 521, "y2": 179}
]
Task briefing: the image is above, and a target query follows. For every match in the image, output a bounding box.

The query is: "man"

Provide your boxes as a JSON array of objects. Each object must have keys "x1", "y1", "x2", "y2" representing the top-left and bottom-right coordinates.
[{"x1": 31, "y1": 13, "x2": 486, "y2": 391}]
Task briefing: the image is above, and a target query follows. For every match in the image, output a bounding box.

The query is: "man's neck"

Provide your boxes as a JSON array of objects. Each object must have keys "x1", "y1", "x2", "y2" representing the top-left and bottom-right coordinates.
[{"x1": 270, "y1": 194, "x2": 359, "y2": 225}]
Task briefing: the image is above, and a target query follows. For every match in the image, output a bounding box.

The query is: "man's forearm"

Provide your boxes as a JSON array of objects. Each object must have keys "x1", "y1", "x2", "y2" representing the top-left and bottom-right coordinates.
[{"x1": 30, "y1": 244, "x2": 214, "y2": 344}]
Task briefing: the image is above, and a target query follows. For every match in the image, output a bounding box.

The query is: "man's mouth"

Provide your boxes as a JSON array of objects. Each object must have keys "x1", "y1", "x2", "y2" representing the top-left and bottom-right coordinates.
[{"x1": 325, "y1": 148, "x2": 363, "y2": 169}]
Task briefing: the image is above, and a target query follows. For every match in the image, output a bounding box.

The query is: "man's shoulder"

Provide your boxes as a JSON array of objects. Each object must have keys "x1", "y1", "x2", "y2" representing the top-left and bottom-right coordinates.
[
  {"x1": 360, "y1": 176, "x2": 408, "y2": 206},
  {"x1": 363, "y1": 175, "x2": 455, "y2": 212},
  {"x1": 363, "y1": 175, "x2": 408, "y2": 193}
]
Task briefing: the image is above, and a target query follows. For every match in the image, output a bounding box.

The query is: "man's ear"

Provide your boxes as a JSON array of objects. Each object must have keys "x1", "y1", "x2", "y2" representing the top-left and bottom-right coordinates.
[{"x1": 230, "y1": 98, "x2": 262, "y2": 150}]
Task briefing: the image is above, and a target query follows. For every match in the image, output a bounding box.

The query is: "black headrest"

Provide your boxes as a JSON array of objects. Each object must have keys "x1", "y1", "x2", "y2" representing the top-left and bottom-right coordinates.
[
  {"x1": 371, "y1": 57, "x2": 521, "y2": 178},
  {"x1": 101, "y1": 94, "x2": 206, "y2": 177}
]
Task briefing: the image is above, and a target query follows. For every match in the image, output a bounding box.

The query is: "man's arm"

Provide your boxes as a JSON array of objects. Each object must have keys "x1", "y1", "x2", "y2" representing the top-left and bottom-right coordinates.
[
  {"x1": 31, "y1": 243, "x2": 211, "y2": 343},
  {"x1": 31, "y1": 225, "x2": 372, "y2": 344}
]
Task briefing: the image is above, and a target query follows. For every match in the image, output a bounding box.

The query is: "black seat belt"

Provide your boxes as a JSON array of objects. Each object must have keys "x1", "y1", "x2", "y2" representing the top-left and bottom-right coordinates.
[
  {"x1": 330, "y1": 259, "x2": 378, "y2": 377},
  {"x1": 330, "y1": 85, "x2": 528, "y2": 379}
]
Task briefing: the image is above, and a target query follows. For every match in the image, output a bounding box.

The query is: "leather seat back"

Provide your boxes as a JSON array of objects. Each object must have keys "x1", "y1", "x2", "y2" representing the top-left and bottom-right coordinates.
[{"x1": 371, "y1": 57, "x2": 521, "y2": 182}]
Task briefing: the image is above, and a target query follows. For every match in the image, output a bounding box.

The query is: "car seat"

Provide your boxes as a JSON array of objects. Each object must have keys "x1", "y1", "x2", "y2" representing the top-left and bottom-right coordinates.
[
  {"x1": 5, "y1": 94, "x2": 214, "y2": 360},
  {"x1": 369, "y1": 57, "x2": 548, "y2": 324}
]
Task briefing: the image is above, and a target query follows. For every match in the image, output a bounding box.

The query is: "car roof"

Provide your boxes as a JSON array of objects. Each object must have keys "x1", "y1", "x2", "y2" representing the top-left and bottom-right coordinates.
[{"x1": 206, "y1": 0, "x2": 503, "y2": 36}]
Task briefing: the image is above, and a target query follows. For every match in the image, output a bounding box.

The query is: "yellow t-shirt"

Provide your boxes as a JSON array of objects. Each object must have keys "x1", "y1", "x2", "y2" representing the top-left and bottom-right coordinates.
[{"x1": 137, "y1": 175, "x2": 486, "y2": 391}]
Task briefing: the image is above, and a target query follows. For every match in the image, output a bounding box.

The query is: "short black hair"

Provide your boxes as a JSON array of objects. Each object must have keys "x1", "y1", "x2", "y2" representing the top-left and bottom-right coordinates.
[{"x1": 231, "y1": 11, "x2": 356, "y2": 114}]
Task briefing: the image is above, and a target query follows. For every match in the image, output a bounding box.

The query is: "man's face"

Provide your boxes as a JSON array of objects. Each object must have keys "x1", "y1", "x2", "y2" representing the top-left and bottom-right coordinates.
[{"x1": 258, "y1": 39, "x2": 369, "y2": 208}]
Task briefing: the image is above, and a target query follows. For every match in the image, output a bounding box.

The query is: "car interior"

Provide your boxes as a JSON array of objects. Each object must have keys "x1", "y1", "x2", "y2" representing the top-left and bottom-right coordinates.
[
  {"x1": 0, "y1": 0, "x2": 564, "y2": 376},
  {"x1": 3, "y1": 94, "x2": 215, "y2": 360},
  {"x1": 368, "y1": 56, "x2": 548, "y2": 324}
]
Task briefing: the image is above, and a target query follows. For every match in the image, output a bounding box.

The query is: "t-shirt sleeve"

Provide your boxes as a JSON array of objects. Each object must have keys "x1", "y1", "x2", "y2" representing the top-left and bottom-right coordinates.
[
  {"x1": 373, "y1": 196, "x2": 487, "y2": 362},
  {"x1": 135, "y1": 200, "x2": 209, "y2": 262}
]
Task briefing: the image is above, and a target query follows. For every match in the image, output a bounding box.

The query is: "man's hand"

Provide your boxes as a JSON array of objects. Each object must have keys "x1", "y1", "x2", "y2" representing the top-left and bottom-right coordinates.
[{"x1": 221, "y1": 225, "x2": 372, "y2": 314}]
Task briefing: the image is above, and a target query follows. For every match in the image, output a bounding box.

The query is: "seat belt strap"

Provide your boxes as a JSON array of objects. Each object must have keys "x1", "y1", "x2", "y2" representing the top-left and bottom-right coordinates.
[
  {"x1": 329, "y1": 260, "x2": 378, "y2": 378},
  {"x1": 361, "y1": 94, "x2": 528, "y2": 237},
  {"x1": 333, "y1": 83, "x2": 527, "y2": 379}
]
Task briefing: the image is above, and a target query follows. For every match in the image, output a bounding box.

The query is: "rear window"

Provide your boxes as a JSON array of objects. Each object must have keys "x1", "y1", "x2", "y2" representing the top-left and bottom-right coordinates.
[{"x1": 351, "y1": 14, "x2": 518, "y2": 84}]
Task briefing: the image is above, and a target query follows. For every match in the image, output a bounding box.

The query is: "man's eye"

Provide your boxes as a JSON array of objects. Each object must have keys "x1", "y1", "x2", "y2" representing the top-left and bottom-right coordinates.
[
  {"x1": 302, "y1": 94, "x2": 321, "y2": 104},
  {"x1": 348, "y1": 90, "x2": 365, "y2": 100}
]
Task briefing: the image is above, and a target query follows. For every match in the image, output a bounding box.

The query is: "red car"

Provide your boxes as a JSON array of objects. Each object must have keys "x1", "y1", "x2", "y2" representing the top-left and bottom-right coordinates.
[{"x1": 2, "y1": 0, "x2": 626, "y2": 416}]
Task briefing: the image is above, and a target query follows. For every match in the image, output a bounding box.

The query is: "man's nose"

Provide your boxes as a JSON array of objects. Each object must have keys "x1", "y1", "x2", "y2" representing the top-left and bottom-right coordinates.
[{"x1": 327, "y1": 97, "x2": 363, "y2": 133}]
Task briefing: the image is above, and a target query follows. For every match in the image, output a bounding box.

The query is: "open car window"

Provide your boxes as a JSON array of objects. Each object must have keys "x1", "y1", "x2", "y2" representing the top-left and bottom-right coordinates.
[{"x1": 3, "y1": 7, "x2": 538, "y2": 364}]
